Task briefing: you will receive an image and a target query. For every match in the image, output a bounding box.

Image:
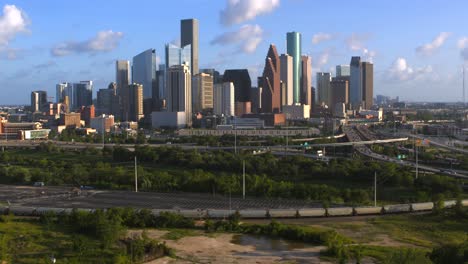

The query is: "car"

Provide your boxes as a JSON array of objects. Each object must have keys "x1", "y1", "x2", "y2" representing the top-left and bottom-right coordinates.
[{"x1": 33, "y1": 182, "x2": 45, "y2": 187}]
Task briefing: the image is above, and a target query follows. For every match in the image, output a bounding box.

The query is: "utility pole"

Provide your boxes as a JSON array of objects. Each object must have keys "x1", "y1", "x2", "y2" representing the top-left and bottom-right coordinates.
[
  {"x1": 134, "y1": 156, "x2": 138, "y2": 192},
  {"x1": 415, "y1": 144, "x2": 419, "y2": 180},
  {"x1": 374, "y1": 171, "x2": 377, "y2": 207},
  {"x1": 242, "y1": 160, "x2": 246, "y2": 199}
]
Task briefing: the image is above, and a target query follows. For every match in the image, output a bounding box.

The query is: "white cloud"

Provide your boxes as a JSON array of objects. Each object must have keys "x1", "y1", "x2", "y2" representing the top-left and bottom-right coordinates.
[
  {"x1": 345, "y1": 33, "x2": 371, "y2": 51},
  {"x1": 220, "y1": 0, "x2": 280, "y2": 26},
  {"x1": 316, "y1": 50, "x2": 330, "y2": 67},
  {"x1": 416, "y1": 32, "x2": 451, "y2": 56},
  {"x1": 51, "y1": 30, "x2": 123, "y2": 57},
  {"x1": 312, "y1": 33, "x2": 333, "y2": 45},
  {"x1": 387, "y1": 57, "x2": 433, "y2": 81},
  {"x1": 0, "y1": 5, "x2": 30, "y2": 46},
  {"x1": 363, "y1": 48, "x2": 376, "y2": 63},
  {"x1": 457, "y1": 37, "x2": 468, "y2": 61},
  {"x1": 211, "y1": 24, "x2": 263, "y2": 54}
]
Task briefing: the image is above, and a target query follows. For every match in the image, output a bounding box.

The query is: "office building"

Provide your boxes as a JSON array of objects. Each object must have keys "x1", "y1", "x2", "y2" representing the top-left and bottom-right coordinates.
[
  {"x1": 122, "y1": 83, "x2": 144, "y2": 122},
  {"x1": 165, "y1": 43, "x2": 191, "y2": 71},
  {"x1": 155, "y1": 64, "x2": 166, "y2": 109},
  {"x1": 90, "y1": 114, "x2": 114, "y2": 133},
  {"x1": 78, "y1": 105, "x2": 95, "y2": 126},
  {"x1": 260, "y1": 44, "x2": 281, "y2": 113},
  {"x1": 286, "y1": 32, "x2": 302, "y2": 104},
  {"x1": 235, "y1": 101, "x2": 252, "y2": 116},
  {"x1": 350, "y1": 56, "x2": 362, "y2": 109},
  {"x1": 56, "y1": 82, "x2": 71, "y2": 103},
  {"x1": 250, "y1": 87, "x2": 260, "y2": 113},
  {"x1": 362, "y1": 62, "x2": 374, "y2": 109},
  {"x1": 279, "y1": 54, "x2": 293, "y2": 105},
  {"x1": 201, "y1": 69, "x2": 221, "y2": 84},
  {"x1": 73, "y1": 81, "x2": 93, "y2": 110},
  {"x1": 317, "y1": 72, "x2": 331, "y2": 107},
  {"x1": 60, "y1": 112, "x2": 82, "y2": 128},
  {"x1": 31, "y1": 91, "x2": 48, "y2": 113},
  {"x1": 166, "y1": 64, "x2": 192, "y2": 126},
  {"x1": 96, "y1": 82, "x2": 119, "y2": 116},
  {"x1": 330, "y1": 77, "x2": 349, "y2": 112},
  {"x1": 336, "y1": 65, "x2": 350, "y2": 77},
  {"x1": 222, "y1": 69, "x2": 251, "y2": 103},
  {"x1": 301, "y1": 55, "x2": 312, "y2": 106},
  {"x1": 181, "y1": 18, "x2": 199, "y2": 76},
  {"x1": 214, "y1": 82, "x2": 234, "y2": 116},
  {"x1": 132, "y1": 49, "x2": 157, "y2": 99},
  {"x1": 192, "y1": 73, "x2": 213, "y2": 112},
  {"x1": 116, "y1": 60, "x2": 130, "y2": 96}
]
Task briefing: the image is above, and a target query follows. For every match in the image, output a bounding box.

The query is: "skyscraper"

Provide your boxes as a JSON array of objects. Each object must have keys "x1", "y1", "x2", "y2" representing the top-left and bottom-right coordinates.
[
  {"x1": 316, "y1": 72, "x2": 331, "y2": 107},
  {"x1": 222, "y1": 69, "x2": 252, "y2": 103},
  {"x1": 166, "y1": 64, "x2": 192, "y2": 126},
  {"x1": 279, "y1": 54, "x2": 293, "y2": 105},
  {"x1": 116, "y1": 60, "x2": 130, "y2": 96},
  {"x1": 97, "y1": 82, "x2": 119, "y2": 116},
  {"x1": 132, "y1": 49, "x2": 157, "y2": 99},
  {"x1": 165, "y1": 44, "x2": 191, "y2": 71},
  {"x1": 181, "y1": 18, "x2": 199, "y2": 76},
  {"x1": 330, "y1": 77, "x2": 349, "y2": 112},
  {"x1": 286, "y1": 32, "x2": 302, "y2": 104},
  {"x1": 214, "y1": 82, "x2": 235, "y2": 116},
  {"x1": 301, "y1": 55, "x2": 312, "y2": 106},
  {"x1": 260, "y1": 44, "x2": 281, "y2": 113},
  {"x1": 122, "y1": 83, "x2": 144, "y2": 121},
  {"x1": 31, "y1": 91, "x2": 48, "y2": 112},
  {"x1": 350, "y1": 56, "x2": 362, "y2": 109},
  {"x1": 72, "y1": 81, "x2": 93, "y2": 110},
  {"x1": 56, "y1": 82, "x2": 72, "y2": 103},
  {"x1": 192, "y1": 73, "x2": 214, "y2": 112},
  {"x1": 336, "y1": 65, "x2": 351, "y2": 77},
  {"x1": 362, "y1": 62, "x2": 374, "y2": 109}
]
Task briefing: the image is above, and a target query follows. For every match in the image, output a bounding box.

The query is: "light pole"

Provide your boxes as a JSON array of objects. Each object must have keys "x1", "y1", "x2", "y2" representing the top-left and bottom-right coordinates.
[{"x1": 134, "y1": 156, "x2": 138, "y2": 192}]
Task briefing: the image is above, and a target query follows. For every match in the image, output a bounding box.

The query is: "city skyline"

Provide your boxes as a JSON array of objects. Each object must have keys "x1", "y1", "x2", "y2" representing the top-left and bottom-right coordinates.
[{"x1": 0, "y1": 0, "x2": 468, "y2": 104}]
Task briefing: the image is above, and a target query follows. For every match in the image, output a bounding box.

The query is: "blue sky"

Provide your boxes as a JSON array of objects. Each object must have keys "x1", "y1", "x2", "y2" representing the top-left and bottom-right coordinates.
[{"x1": 1, "y1": 0, "x2": 467, "y2": 104}]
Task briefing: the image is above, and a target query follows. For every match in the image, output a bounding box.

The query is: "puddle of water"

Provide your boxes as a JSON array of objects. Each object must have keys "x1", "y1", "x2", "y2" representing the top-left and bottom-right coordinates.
[{"x1": 231, "y1": 234, "x2": 308, "y2": 251}]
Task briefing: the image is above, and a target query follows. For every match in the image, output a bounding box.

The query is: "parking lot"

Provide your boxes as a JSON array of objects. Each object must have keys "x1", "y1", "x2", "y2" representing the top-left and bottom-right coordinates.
[{"x1": 1, "y1": 185, "x2": 321, "y2": 210}]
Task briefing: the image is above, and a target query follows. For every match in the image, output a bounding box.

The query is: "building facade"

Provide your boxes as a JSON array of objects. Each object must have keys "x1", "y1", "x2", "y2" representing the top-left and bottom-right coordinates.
[
  {"x1": 132, "y1": 49, "x2": 157, "y2": 99},
  {"x1": 192, "y1": 73, "x2": 214, "y2": 112},
  {"x1": 260, "y1": 44, "x2": 281, "y2": 113},
  {"x1": 181, "y1": 18, "x2": 199, "y2": 76},
  {"x1": 350, "y1": 56, "x2": 362, "y2": 109},
  {"x1": 222, "y1": 69, "x2": 252, "y2": 103},
  {"x1": 362, "y1": 62, "x2": 374, "y2": 109},
  {"x1": 330, "y1": 77, "x2": 349, "y2": 112},
  {"x1": 31, "y1": 91, "x2": 48, "y2": 113},
  {"x1": 286, "y1": 31, "x2": 302, "y2": 104},
  {"x1": 316, "y1": 72, "x2": 332, "y2": 107},
  {"x1": 279, "y1": 54, "x2": 293, "y2": 106},
  {"x1": 116, "y1": 60, "x2": 130, "y2": 96},
  {"x1": 336, "y1": 65, "x2": 350, "y2": 77},
  {"x1": 166, "y1": 64, "x2": 192, "y2": 126},
  {"x1": 214, "y1": 82, "x2": 235, "y2": 116},
  {"x1": 301, "y1": 55, "x2": 312, "y2": 106},
  {"x1": 122, "y1": 83, "x2": 144, "y2": 122},
  {"x1": 73, "y1": 81, "x2": 93, "y2": 110}
]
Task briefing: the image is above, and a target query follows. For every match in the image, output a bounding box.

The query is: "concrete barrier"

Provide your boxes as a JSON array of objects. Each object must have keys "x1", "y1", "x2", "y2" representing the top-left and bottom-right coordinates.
[
  {"x1": 207, "y1": 209, "x2": 235, "y2": 218},
  {"x1": 354, "y1": 206, "x2": 382, "y2": 215},
  {"x1": 9, "y1": 206, "x2": 35, "y2": 216},
  {"x1": 34, "y1": 207, "x2": 65, "y2": 215},
  {"x1": 411, "y1": 202, "x2": 434, "y2": 211},
  {"x1": 327, "y1": 207, "x2": 353, "y2": 216},
  {"x1": 383, "y1": 204, "x2": 411, "y2": 213},
  {"x1": 178, "y1": 209, "x2": 206, "y2": 218}
]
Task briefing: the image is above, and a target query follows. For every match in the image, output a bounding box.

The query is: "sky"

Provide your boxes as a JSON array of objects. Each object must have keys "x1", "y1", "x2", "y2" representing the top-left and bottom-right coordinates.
[{"x1": 0, "y1": 0, "x2": 468, "y2": 104}]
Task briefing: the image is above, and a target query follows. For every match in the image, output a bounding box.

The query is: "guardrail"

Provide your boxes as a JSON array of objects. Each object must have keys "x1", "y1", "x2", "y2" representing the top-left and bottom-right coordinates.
[{"x1": 3, "y1": 200, "x2": 466, "y2": 219}]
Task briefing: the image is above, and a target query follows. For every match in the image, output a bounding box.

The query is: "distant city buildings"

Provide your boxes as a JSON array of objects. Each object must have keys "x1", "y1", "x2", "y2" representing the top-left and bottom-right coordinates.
[
  {"x1": 213, "y1": 82, "x2": 234, "y2": 116},
  {"x1": 350, "y1": 57, "x2": 374, "y2": 109},
  {"x1": 192, "y1": 73, "x2": 213, "y2": 112},
  {"x1": 316, "y1": 72, "x2": 331, "y2": 107},
  {"x1": 301, "y1": 55, "x2": 312, "y2": 107},
  {"x1": 260, "y1": 44, "x2": 281, "y2": 113},
  {"x1": 336, "y1": 65, "x2": 350, "y2": 77},
  {"x1": 279, "y1": 54, "x2": 293, "y2": 106},
  {"x1": 166, "y1": 64, "x2": 192, "y2": 126},
  {"x1": 132, "y1": 49, "x2": 157, "y2": 99},
  {"x1": 30, "y1": 91, "x2": 48, "y2": 113}
]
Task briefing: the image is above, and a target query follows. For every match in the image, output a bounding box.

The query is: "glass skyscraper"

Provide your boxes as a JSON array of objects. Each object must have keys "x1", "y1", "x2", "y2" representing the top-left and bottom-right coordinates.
[
  {"x1": 132, "y1": 49, "x2": 157, "y2": 99},
  {"x1": 286, "y1": 32, "x2": 302, "y2": 104},
  {"x1": 165, "y1": 44, "x2": 191, "y2": 72}
]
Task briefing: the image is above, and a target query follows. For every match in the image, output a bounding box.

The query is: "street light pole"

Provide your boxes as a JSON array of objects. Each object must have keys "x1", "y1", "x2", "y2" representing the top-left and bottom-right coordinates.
[{"x1": 134, "y1": 156, "x2": 138, "y2": 192}]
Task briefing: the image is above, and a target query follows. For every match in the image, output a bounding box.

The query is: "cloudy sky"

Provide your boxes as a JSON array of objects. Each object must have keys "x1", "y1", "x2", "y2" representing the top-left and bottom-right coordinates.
[{"x1": 0, "y1": 0, "x2": 467, "y2": 104}]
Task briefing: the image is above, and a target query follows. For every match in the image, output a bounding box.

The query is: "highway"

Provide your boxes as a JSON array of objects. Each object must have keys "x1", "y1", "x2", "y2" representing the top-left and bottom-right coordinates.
[{"x1": 344, "y1": 126, "x2": 468, "y2": 179}]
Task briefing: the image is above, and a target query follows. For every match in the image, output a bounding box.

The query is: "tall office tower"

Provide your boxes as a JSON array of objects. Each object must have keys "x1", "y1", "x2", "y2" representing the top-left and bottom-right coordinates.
[
  {"x1": 311, "y1": 87, "x2": 316, "y2": 113},
  {"x1": 336, "y1": 65, "x2": 351, "y2": 77},
  {"x1": 301, "y1": 55, "x2": 312, "y2": 106},
  {"x1": 213, "y1": 82, "x2": 235, "y2": 116},
  {"x1": 73, "y1": 81, "x2": 93, "y2": 110},
  {"x1": 155, "y1": 65, "x2": 166, "y2": 109},
  {"x1": 97, "y1": 82, "x2": 118, "y2": 115},
  {"x1": 132, "y1": 49, "x2": 157, "y2": 99},
  {"x1": 201, "y1": 69, "x2": 221, "y2": 84},
  {"x1": 56, "y1": 82, "x2": 71, "y2": 103},
  {"x1": 166, "y1": 64, "x2": 192, "y2": 126},
  {"x1": 192, "y1": 73, "x2": 214, "y2": 112},
  {"x1": 165, "y1": 44, "x2": 191, "y2": 70},
  {"x1": 260, "y1": 44, "x2": 281, "y2": 113},
  {"x1": 31, "y1": 91, "x2": 48, "y2": 112},
  {"x1": 181, "y1": 19, "x2": 199, "y2": 76},
  {"x1": 222, "y1": 69, "x2": 251, "y2": 104},
  {"x1": 250, "y1": 87, "x2": 260, "y2": 113},
  {"x1": 316, "y1": 72, "x2": 332, "y2": 107},
  {"x1": 361, "y1": 62, "x2": 374, "y2": 109},
  {"x1": 350, "y1": 56, "x2": 362, "y2": 109},
  {"x1": 122, "y1": 83, "x2": 144, "y2": 121},
  {"x1": 286, "y1": 32, "x2": 302, "y2": 104},
  {"x1": 116, "y1": 60, "x2": 130, "y2": 96},
  {"x1": 330, "y1": 77, "x2": 349, "y2": 112},
  {"x1": 279, "y1": 54, "x2": 293, "y2": 105}
]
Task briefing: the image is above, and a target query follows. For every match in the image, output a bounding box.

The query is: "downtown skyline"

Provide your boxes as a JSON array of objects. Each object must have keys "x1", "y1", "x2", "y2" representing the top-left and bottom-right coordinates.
[{"x1": 0, "y1": 0, "x2": 468, "y2": 104}]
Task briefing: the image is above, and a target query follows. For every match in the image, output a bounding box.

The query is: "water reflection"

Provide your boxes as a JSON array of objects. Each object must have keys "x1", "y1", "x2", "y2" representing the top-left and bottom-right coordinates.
[{"x1": 231, "y1": 234, "x2": 308, "y2": 251}]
